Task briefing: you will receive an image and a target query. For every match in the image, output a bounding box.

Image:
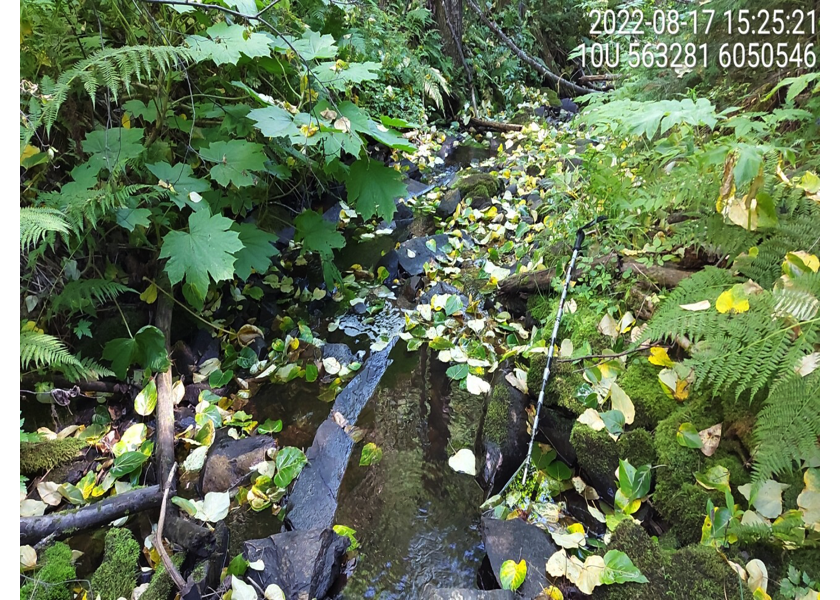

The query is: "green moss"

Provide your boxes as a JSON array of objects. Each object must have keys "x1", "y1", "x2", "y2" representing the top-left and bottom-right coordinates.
[
  {"x1": 19, "y1": 543, "x2": 76, "y2": 600},
  {"x1": 90, "y1": 528, "x2": 140, "y2": 600},
  {"x1": 448, "y1": 388, "x2": 485, "y2": 451},
  {"x1": 594, "y1": 521, "x2": 742, "y2": 600},
  {"x1": 527, "y1": 354, "x2": 584, "y2": 416},
  {"x1": 139, "y1": 554, "x2": 184, "y2": 600},
  {"x1": 20, "y1": 438, "x2": 86, "y2": 475},
  {"x1": 527, "y1": 294, "x2": 554, "y2": 324},
  {"x1": 618, "y1": 361, "x2": 677, "y2": 430},
  {"x1": 484, "y1": 385, "x2": 510, "y2": 446},
  {"x1": 453, "y1": 172, "x2": 498, "y2": 200},
  {"x1": 785, "y1": 548, "x2": 820, "y2": 588},
  {"x1": 652, "y1": 397, "x2": 750, "y2": 544},
  {"x1": 570, "y1": 423, "x2": 655, "y2": 492}
]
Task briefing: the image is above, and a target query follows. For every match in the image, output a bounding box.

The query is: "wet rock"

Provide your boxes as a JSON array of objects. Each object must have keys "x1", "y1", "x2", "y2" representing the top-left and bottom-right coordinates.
[
  {"x1": 171, "y1": 341, "x2": 197, "y2": 380},
  {"x1": 537, "y1": 408, "x2": 577, "y2": 468},
  {"x1": 420, "y1": 281, "x2": 468, "y2": 307},
  {"x1": 560, "y1": 98, "x2": 579, "y2": 114},
  {"x1": 276, "y1": 226, "x2": 295, "y2": 247},
  {"x1": 375, "y1": 249, "x2": 401, "y2": 285},
  {"x1": 395, "y1": 234, "x2": 451, "y2": 276},
  {"x1": 323, "y1": 203, "x2": 343, "y2": 224},
  {"x1": 436, "y1": 189, "x2": 462, "y2": 218},
  {"x1": 287, "y1": 339, "x2": 397, "y2": 531},
  {"x1": 563, "y1": 492, "x2": 606, "y2": 536},
  {"x1": 199, "y1": 433, "x2": 276, "y2": 494},
  {"x1": 480, "y1": 368, "x2": 529, "y2": 495},
  {"x1": 243, "y1": 528, "x2": 349, "y2": 600},
  {"x1": 183, "y1": 383, "x2": 209, "y2": 407},
  {"x1": 250, "y1": 336, "x2": 268, "y2": 360},
  {"x1": 405, "y1": 178, "x2": 434, "y2": 199},
  {"x1": 422, "y1": 589, "x2": 515, "y2": 600},
  {"x1": 469, "y1": 196, "x2": 493, "y2": 211},
  {"x1": 192, "y1": 330, "x2": 215, "y2": 362},
  {"x1": 399, "y1": 159, "x2": 420, "y2": 178},
  {"x1": 322, "y1": 343, "x2": 355, "y2": 366},
  {"x1": 408, "y1": 214, "x2": 437, "y2": 238},
  {"x1": 436, "y1": 133, "x2": 461, "y2": 160},
  {"x1": 481, "y1": 516, "x2": 556, "y2": 599}
]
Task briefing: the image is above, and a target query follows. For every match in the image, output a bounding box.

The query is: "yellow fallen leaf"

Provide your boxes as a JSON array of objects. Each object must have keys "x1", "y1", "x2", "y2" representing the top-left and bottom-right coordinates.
[
  {"x1": 121, "y1": 113, "x2": 131, "y2": 129},
  {"x1": 716, "y1": 284, "x2": 750, "y2": 314},
  {"x1": 648, "y1": 347, "x2": 674, "y2": 367},
  {"x1": 139, "y1": 283, "x2": 158, "y2": 304}
]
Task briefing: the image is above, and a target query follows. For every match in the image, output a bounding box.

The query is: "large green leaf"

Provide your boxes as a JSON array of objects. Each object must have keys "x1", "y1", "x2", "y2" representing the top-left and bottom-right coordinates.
[
  {"x1": 115, "y1": 208, "x2": 151, "y2": 232},
  {"x1": 134, "y1": 379, "x2": 158, "y2": 416},
  {"x1": 200, "y1": 140, "x2": 266, "y2": 187},
  {"x1": 186, "y1": 23, "x2": 273, "y2": 65},
  {"x1": 601, "y1": 550, "x2": 649, "y2": 585},
  {"x1": 282, "y1": 30, "x2": 338, "y2": 61},
  {"x1": 294, "y1": 210, "x2": 345, "y2": 257},
  {"x1": 248, "y1": 106, "x2": 301, "y2": 141},
  {"x1": 146, "y1": 162, "x2": 211, "y2": 206},
  {"x1": 274, "y1": 447, "x2": 307, "y2": 488},
  {"x1": 82, "y1": 128, "x2": 144, "y2": 171},
  {"x1": 160, "y1": 211, "x2": 244, "y2": 308},
  {"x1": 312, "y1": 61, "x2": 380, "y2": 88},
  {"x1": 335, "y1": 101, "x2": 415, "y2": 152},
  {"x1": 102, "y1": 325, "x2": 169, "y2": 379},
  {"x1": 111, "y1": 451, "x2": 148, "y2": 478},
  {"x1": 346, "y1": 159, "x2": 406, "y2": 221},
  {"x1": 231, "y1": 223, "x2": 278, "y2": 280}
]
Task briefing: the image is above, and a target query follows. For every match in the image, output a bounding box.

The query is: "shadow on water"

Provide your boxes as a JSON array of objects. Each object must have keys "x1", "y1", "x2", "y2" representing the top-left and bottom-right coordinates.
[
  {"x1": 334, "y1": 341, "x2": 485, "y2": 598},
  {"x1": 249, "y1": 378, "x2": 331, "y2": 450}
]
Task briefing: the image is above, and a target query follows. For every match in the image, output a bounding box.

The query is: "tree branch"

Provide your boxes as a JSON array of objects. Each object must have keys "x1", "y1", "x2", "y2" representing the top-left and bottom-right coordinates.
[
  {"x1": 463, "y1": 0, "x2": 598, "y2": 97},
  {"x1": 154, "y1": 465, "x2": 187, "y2": 592}
]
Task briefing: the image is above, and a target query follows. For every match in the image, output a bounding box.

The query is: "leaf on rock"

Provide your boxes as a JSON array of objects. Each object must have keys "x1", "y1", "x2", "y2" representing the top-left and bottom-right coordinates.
[
  {"x1": 676, "y1": 423, "x2": 703, "y2": 449},
  {"x1": 499, "y1": 559, "x2": 527, "y2": 591},
  {"x1": 609, "y1": 383, "x2": 635, "y2": 425},
  {"x1": 274, "y1": 447, "x2": 307, "y2": 488},
  {"x1": 448, "y1": 448, "x2": 476, "y2": 476},
  {"x1": 698, "y1": 423, "x2": 722, "y2": 457},
  {"x1": 694, "y1": 465, "x2": 731, "y2": 493},
  {"x1": 602, "y1": 550, "x2": 649, "y2": 585}
]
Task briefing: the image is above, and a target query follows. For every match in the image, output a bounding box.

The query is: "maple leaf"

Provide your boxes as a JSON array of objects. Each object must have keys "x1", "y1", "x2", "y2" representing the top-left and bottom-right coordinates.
[
  {"x1": 160, "y1": 211, "x2": 244, "y2": 308},
  {"x1": 346, "y1": 159, "x2": 407, "y2": 221},
  {"x1": 294, "y1": 210, "x2": 345, "y2": 257},
  {"x1": 231, "y1": 223, "x2": 278, "y2": 280},
  {"x1": 200, "y1": 140, "x2": 266, "y2": 187},
  {"x1": 186, "y1": 23, "x2": 272, "y2": 66}
]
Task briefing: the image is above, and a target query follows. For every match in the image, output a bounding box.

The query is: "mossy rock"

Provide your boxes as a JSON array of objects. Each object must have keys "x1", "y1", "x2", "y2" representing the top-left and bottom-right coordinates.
[
  {"x1": 20, "y1": 543, "x2": 76, "y2": 600},
  {"x1": 527, "y1": 297, "x2": 603, "y2": 353},
  {"x1": 593, "y1": 520, "x2": 743, "y2": 599},
  {"x1": 652, "y1": 396, "x2": 750, "y2": 544},
  {"x1": 453, "y1": 171, "x2": 499, "y2": 201},
  {"x1": 139, "y1": 553, "x2": 185, "y2": 600},
  {"x1": 569, "y1": 423, "x2": 656, "y2": 501},
  {"x1": 527, "y1": 354, "x2": 584, "y2": 417},
  {"x1": 483, "y1": 385, "x2": 510, "y2": 447},
  {"x1": 90, "y1": 528, "x2": 140, "y2": 600},
  {"x1": 448, "y1": 388, "x2": 486, "y2": 451},
  {"x1": 617, "y1": 360, "x2": 677, "y2": 430},
  {"x1": 21, "y1": 438, "x2": 87, "y2": 475}
]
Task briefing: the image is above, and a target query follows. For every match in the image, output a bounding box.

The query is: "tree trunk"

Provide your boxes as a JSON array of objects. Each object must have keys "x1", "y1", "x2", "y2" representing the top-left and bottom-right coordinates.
[
  {"x1": 154, "y1": 287, "x2": 175, "y2": 491},
  {"x1": 433, "y1": 0, "x2": 463, "y2": 63}
]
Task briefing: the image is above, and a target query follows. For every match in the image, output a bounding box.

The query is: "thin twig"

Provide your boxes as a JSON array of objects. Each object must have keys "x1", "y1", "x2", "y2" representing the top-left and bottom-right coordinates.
[
  {"x1": 553, "y1": 343, "x2": 658, "y2": 363},
  {"x1": 154, "y1": 464, "x2": 187, "y2": 592}
]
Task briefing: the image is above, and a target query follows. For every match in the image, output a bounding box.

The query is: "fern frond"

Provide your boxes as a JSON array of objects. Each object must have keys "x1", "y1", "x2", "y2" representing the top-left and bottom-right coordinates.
[
  {"x1": 37, "y1": 45, "x2": 194, "y2": 133},
  {"x1": 752, "y1": 372, "x2": 819, "y2": 482},
  {"x1": 20, "y1": 207, "x2": 70, "y2": 249},
  {"x1": 642, "y1": 267, "x2": 820, "y2": 401},
  {"x1": 20, "y1": 329, "x2": 112, "y2": 381},
  {"x1": 51, "y1": 279, "x2": 134, "y2": 316},
  {"x1": 37, "y1": 184, "x2": 160, "y2": 234}
]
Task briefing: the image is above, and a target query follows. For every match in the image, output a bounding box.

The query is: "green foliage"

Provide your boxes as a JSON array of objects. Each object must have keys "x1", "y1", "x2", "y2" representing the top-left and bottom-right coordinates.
[
  {"x1": 346, "y1": 159, "x2": 407, "y2": 221},
  {"x1": 752, "y1": 373, "x2": 820, "y2": 483},
  {"x1": 160, "y1": 211, "x2": 245, "y2": 308},
  {"x1": 20, "y1": 207, "x2": 70, "y2": 249},
  {"x1": 184, "y1": 23, "x2": 272, "y2": 66},
  {"x1": 51, "y1": 279, "x2": 133, "y2": 317},
  {"x1": 294, "y1": 211, "x2": 346, "y2": 258},
  {"x1": 90, "y1": 528, "x2": 140, "y2": 600},
  {"x1": 582, "y1": 98, "x2": 720, "y2": 141},
  {"x1": 21, "y1": 328, "x2": 113, "y2": 381},
  {"x1": 20, "y1": 438, "x2": 86, "y2": 475},
  {"x1": 101, "y1": 325, "x2": 170, "y2": 379},
  {"x1": 617, "y1": 361, "x2": 676, "y2": 430},
  {"x1": 19, "y1": 542, "x2": 76, "y2": 600}
]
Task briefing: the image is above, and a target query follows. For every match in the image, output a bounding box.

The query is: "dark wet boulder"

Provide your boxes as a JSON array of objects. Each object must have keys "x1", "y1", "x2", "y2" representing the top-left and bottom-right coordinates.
[
  {"x1": 183, "y1": 383, "x2": 209, "y2": 407},
  {"x1": 395, "y1": 234, "x2": 451, "y2": 276},
  {"x1": 199, "y1": 433, "x2": 276, "y2": 494},
  {"x1": 322, "y1": 343, "x2": 355, "y2": 366},
  {"x1": 481, "y1": 516, "x2": 556, "y2": 599},
  {"x1": 243, "y1": 529, "x2": 349, "y2": 600},
  {"x1": 422, "y1": 589, "x2": 515, "y2": 600},
  {"x1": 436, "y1": 189, "x2": 462, "y2": 218},
  {"x1": 537, "y1": 408, "x2": 577, "y2": 468},
  {"x1": 376, "y1": 249, "x2": 401, "y2": 285},
  {"x1": 404, "y1": 178, "x2": 434, "y2": 199},
  {"x1": 480, "y1": 368, "x2": 529, "y2": 494},
  {"x1": 420, "y1": 281, "x2": 469, "y2": 307}
]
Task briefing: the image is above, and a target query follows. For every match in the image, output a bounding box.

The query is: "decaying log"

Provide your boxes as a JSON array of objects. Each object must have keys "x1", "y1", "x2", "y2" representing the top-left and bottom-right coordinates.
[
  {"x1": 498, "y1": 255, "x2": 696, "y2": 296},
  {"x1": 464, "y1": 0, "x2": 597, "y2": 97},
  {"x1": 469, "y1": 118, "x2": 523, "y2": 132},
  {"x1": 20, "y1": 485, "x2": 163, "y2": 545}
]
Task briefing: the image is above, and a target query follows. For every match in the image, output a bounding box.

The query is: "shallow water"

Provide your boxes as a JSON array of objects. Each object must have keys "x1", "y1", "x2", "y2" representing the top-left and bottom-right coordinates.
[{"x1": 333, "y1": 342, "x2": 485, "y2": 598}]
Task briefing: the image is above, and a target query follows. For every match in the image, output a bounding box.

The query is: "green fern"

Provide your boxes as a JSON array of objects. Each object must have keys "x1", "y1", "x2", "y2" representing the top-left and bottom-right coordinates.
[
  {"x1": 38, "y1": 184, "x2": 161, "y2": 234},
  {"x1": 51, "y1": 279, "x2": 134, "y2": 316},
  {"x1": 642, "y1": 267, "x2": 820, "y2": 401},
  {"x1": 20, "y1": 328, "x2": 113, "y2": 381},
  {"x1": 20, "y1": 207, "x2": 70, "y2": 249},
  {"x1": 751, "y1": 372, "x2": 819, "y2": 482},
  {"x1": 36, "y1": 45, "x2": 194, "y2": 133}
]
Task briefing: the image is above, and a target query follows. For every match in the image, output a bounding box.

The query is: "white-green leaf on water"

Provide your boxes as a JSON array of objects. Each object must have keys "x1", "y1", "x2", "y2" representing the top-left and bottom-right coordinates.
[
  {"x1": 231, "y1": 575, "x2": 258, "y2": 600},
  {"x1": 448, "y1": 448, "x2": 476, "y2": 476},
  {"x1": 323, "y1": 357, "x2": 341, "y2": 375},
  {"x1": 196, "y1": 492, "x2": 230, "y2": 523},
  {"x1": 466, "y1": 374, "x2": 491, "y2": 395}
]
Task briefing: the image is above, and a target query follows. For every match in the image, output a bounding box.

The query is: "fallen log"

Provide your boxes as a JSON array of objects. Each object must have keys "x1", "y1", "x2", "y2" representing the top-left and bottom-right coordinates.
[
  {"x1": 20, "y1": 485, "x2": 163, "y2": 545},
  {"x1": 469, "y1": 117, "x2": 523, "y2": 132},
  {"x1": 497, "y1": 255, "x2": 695, "y2": 296}
]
